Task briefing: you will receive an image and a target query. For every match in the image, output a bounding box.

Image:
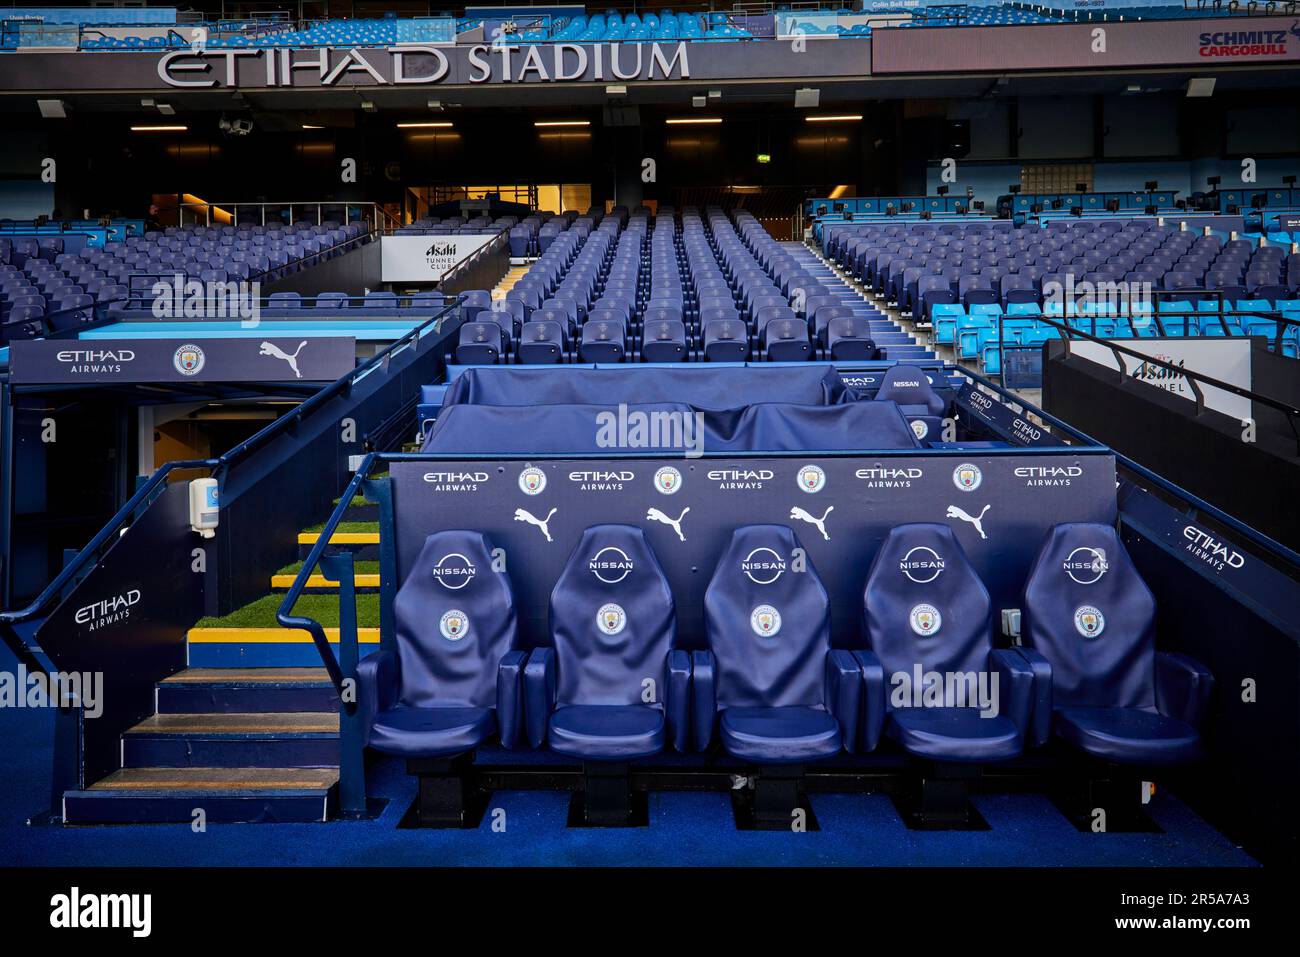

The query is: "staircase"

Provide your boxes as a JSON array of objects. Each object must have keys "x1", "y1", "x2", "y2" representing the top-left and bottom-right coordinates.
[
  {"x1": 61, "y1": 501, "x2": 381, "y2": 825},
  {"x1": 492, "y1": 263, "x2": 531, "y2": 300},
  {"x1": 783, "y1": 241, "x2": 935, "y2": 363}
]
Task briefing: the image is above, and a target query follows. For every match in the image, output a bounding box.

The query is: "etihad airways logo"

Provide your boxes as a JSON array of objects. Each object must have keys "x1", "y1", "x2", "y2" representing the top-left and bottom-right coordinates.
[
  {"x1": 55, "y1": 348, "x2": 136, "y2": 374},
  {"x1": 569, "y1": 469, "x2": 634, "y2": 491},
  {"x1": 423, "y1": 470, "x2": 489, "y2": 492},
  {"x1": 857, "y1": 466, "x2": 923, "y2": 489},
  {"x1": 1014, "y1": 465, "x2": 1082, "y2": 487},
  {"x1": 1183, "y1": 525, "x2": 1245, "y2": 572},
  {"x1": 75, "y1": 590, "x2": 141, "y2": 630}
]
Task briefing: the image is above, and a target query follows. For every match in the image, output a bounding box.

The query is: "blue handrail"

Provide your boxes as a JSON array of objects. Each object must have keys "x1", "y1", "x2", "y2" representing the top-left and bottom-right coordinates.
[{"x1": 0, "y1": 296, "x2": 462, "y2": 641}]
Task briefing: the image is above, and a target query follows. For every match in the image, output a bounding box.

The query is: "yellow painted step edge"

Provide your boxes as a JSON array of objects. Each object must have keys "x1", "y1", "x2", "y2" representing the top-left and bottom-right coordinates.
[
  {"x1": 297, "y1": 532, "x2": 379, "y2": 545},
  {"x1": 188, "y1": 627, "x2": 381, "y2": 644},
  {"x1": 270, "y1": 574, "x2": 382, "y2": 589}
]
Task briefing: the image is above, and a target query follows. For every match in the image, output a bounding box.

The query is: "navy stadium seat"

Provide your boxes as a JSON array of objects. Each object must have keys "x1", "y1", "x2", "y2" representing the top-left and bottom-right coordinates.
[
  {"x1": 875, "y1": 364, "x2": 946, "y2": 442},
  {"x1": 358, "y1": 530, "x2": 527, "y2": 825},
  {"x1": 525, "y1": 524, "x2": 688, "y2": 822},
  {"x1": 858, "y1": 524, "x2": 1034, "y2": 764},
  {"x1": 456, "y1": 321, "x2": 504, "y2": 365},
  {"x1": 1019, "y1": 523, "x2": 1214, "y2": 767},
  {"x1": 694, "y1": 525, "x2": 860, "y2": 824}
]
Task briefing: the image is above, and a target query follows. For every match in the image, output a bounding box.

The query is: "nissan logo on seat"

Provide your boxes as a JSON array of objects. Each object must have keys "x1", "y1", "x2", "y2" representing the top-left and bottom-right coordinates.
[
  {"x1": 431, "y1": 553, "x2": 476, "y2": 589},
  {"x1": 741, "y1": 547, "x2": 786, "y2": 584},
  {"x1": 588, "y1": 546, "x2": 634, "y2": 584}
]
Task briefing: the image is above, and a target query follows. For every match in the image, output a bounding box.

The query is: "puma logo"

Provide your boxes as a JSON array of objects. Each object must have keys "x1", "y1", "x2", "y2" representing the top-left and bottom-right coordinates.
[
  {"x1": 789, "y1": 505, "x2": 833, "y2": 541},
  {"x1": 646, "y1": 506, "x2": 689, "y2": 542},
  {"x1": 513, "y1": 507, "x2": 557, "y2": 542},
  {"x1": 946, "y1": 504, "x2": 990, "y2": 540},
  {"x1": 260, "y1": 340, "x2": 308, "y2": 378}
]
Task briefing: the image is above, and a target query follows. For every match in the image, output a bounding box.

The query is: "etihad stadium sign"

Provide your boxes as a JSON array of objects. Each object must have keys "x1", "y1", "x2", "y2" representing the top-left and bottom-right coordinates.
[{"x1": 159, "y1": 42, "x2": 691, "y2": 88}]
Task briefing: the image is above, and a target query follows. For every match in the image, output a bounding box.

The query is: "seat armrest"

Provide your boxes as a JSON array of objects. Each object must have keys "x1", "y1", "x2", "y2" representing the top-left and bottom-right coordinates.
[
  {"x1": 523, "y1": 647, "x2": 557, "y2": 748},
  {"x1": 1013, "y1": 647, "x2": 1053, "y2": 748},
  {"x1": 356, "y1": 648, "x2": 399, "y2": 749},
  {"x1": 666, "y1": 649, "x2": 692, "y2": 753},
  {"x1": 1156, "y1": 651, "x2": 1215, "y2": 728},
  {"x1": 852, "y1": 649, "x2": 886, "y2": 752},
  {"x1": 825, "y1": 649, "x2": 863, "y2": 753},
  {"x1": 496, "y1": 649, "x2": 529, "y2": 750},
  {"x1": 691, "y1": 650, "x2": 716, "y2": 752},
  {"x1": 988, "y1": 648, "x2": 1034, "y2": 741}
]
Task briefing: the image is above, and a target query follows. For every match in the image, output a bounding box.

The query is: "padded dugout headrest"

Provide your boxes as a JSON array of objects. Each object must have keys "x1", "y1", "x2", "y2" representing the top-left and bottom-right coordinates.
[
  {"x1": 392, "y1": 530, "x2": 517, "y2": 710},
  {"x1": 863, "y1": 523, "x2": 991, "y2": 682},
  {"x1": 704, "y1": 525, "x2": 830, "y2": 710},
  {"x1": 549, "y1": 524, "x2": 676, "y2": 707},
  {"x1": 1022, "y1": 522, "x2": 1156, "y2": 711}
]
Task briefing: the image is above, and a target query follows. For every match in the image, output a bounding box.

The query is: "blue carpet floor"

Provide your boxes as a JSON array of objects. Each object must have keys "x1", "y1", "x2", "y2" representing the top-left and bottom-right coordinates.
[{"x1": 0, "y1": 647, "x2": 1258, "y2": 867}]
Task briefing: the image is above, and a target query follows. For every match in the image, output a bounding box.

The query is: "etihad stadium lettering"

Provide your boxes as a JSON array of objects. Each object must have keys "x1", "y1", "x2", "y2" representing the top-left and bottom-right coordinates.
[{"x1": 158, "y1": 42, "x2": 690, "y2": 88}]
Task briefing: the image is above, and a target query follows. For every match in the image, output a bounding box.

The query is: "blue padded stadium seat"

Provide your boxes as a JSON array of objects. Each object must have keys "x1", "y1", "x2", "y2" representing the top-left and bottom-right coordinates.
[
  {"x1": 694, "y1": 525, "x2": 860, "y2": 765},
  {"x1": 526, "y1": 524, "x2": 689, "y2": 762},
  {"x1": 456, "y1": 321, "x2": 503, "y2": 365},
  {"x1": 460, "y1": 288, "x2": 492, "y2": 323},
  {"x1": 875, "y1": 364, "x2": 945, "y2": 442},
  {"x1": 1020, "y1": 523, "x2": 1213, "y2": 766},
  {"x1": 858, "y1": 524, "x2": 1033, "y2": 762},
  {"x1": 360, "y1": 531, "x2": 524, "y2": 759},
  {"x1": 703, "y1": 318, "x2": 750, "y2": 362},
  {"x1": 579, "y1": 318, "x2": 627, "y2": 363},
  {"x1": 642, "y1": 318, "x2": 687, "y2": 362},
  {"x1": 516, "y1": 319, "x2": 565, "y2": 364},
  {"x1": 826, "y1": 315, "x2": 879, "y2": 360}
]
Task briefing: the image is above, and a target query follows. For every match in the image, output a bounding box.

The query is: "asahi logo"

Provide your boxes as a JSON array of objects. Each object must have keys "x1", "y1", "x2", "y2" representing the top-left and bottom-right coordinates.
[
  {"x1": 1015, "y1": 465, "x2": 1082, "y2": 487},
  {"x1": 857, "y1": 466, "x2": 923, "y2": 488},
  {"x1": 1183, "y1": 525, "x2": 1246, "y2": 571},
  {"x1": 426, "y1": 242, "x2": 456, "y2": 258},
  {"x1": 75, "y1": 589, "x2": 141, "y2": 631},
  {"x1": 422, "y1": 470, "x2": 489, "y2": 492}
]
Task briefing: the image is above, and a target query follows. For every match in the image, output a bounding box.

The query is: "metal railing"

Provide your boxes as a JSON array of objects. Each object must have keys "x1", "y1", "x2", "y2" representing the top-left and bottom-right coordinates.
[
  {"x1": 174, "y1": 200, "x2": 402, "y2": 235},
  {"x1": 1, "y1": 296, "x2": 461, "y2": 665},
  {"x1": 1027, "y1": 311, "x2": 1300, "y2": 453}
]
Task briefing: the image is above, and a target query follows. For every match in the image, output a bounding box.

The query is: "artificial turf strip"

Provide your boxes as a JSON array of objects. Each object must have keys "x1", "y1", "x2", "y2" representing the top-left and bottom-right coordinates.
[
  {"x1": 300, "y1": 520, "x2": 381, "y2": 534},
  {"x1": 194, "y1": 592, "x2": 381, "y2": 630},
  {"x1": 275, "y1": 560, "x2": 381, "y2": 577}
]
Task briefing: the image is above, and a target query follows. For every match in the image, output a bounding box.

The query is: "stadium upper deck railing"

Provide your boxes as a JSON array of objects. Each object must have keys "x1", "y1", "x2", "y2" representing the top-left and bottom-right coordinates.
[{"x1": 174, "y1": 200, "x2": 402, "y2": 235}]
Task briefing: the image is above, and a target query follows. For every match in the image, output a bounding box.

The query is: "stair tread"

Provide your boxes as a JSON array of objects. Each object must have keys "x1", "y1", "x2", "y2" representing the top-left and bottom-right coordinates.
[
  {"x1": 270, "y1": 573, "x2": 382, "y2": 589},
  {"x1": 161, "y1": 667, "x2": 331, "y2": 685},
  {"x1": 84, "y1": 767, "x2": 339, "y2": 792},
  {"x1": 297, "y1": 531, "x2": 379, "y2": 544},
  {"x1": 127, "y1": 712, "x2": 340, "y2": 735}
]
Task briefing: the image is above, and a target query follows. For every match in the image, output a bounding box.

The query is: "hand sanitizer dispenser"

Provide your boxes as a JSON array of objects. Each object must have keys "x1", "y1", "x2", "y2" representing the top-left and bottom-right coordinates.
[{"x1": 189, "y1": 478, "x2": 219, "y2": 538}]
